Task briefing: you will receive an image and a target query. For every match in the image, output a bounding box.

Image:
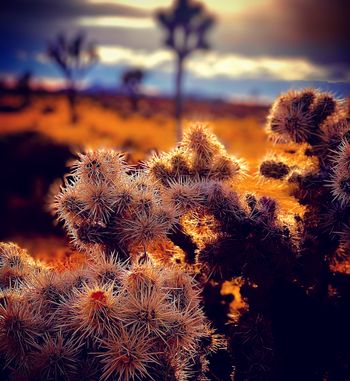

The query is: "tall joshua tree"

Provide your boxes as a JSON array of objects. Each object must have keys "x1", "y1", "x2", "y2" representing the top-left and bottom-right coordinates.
[
  {"x1": 157, "y1": 0, "x2": 214, "y2": 141},
  {"x1": 47, "y1": 32, "x2": 98, "y2": 124}
]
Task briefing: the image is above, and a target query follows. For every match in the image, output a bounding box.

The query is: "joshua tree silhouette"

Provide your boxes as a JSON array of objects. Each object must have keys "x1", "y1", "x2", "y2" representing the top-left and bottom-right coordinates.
[
  {"x1": 156, "y1": 0, "x2": 214, "y2": 140},
  {"x1": 47, "y1": 32, "x2": 98, "y2": 124},
  {"x1": 121, "y1": 68, "x2": 145, "y2": 112},
  {"x1": 16, "y1": 71, "x2": 32, "y2": 108}
]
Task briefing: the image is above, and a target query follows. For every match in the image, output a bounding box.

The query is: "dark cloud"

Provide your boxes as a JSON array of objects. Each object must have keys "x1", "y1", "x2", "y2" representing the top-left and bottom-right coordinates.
[
  {"x1": 0, "y1": 0, "x2": 151, "y2": 45},
  {"x1": 0, "y1": 0, "x2": 157, "y2": 61},
  {"x1": 214, "y1": 0, "x2": 350, "y2": 66},
  {"x1": 1, "y1": 0, "x2": 149, "y2": 19},
  {"x1": 2, "y1": 0, "x2": 348, "y2": 66}
]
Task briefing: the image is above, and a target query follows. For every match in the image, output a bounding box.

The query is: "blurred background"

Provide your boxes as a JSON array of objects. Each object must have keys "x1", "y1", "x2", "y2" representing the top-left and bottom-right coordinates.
[
  {"x1": 0, "y1": 0, "x2": 349, "y2": 260},
  {"x1": 2, "y1": 0, "x2": 350, "y2": 99}
]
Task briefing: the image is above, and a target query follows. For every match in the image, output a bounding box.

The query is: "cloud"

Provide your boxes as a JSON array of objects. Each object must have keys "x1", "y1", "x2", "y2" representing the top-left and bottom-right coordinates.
[
  {"x1": 3, "y1": 0, "x2": 349, "y2": 66},
  {"x1": 188, "y1": 53, "x2": 330, "y2": 82},
  {"x1": 214, "y1": 0, "x2": 350, "y2": 66},
  {"x1": 97, "y1": 45, "x2": 347, "y2": 82},
  {"x1": 98, "y1": 45, "x2": 171, "y2": 68},
  {"x1": 1, "y1": 0, "x2": 149, "y2": 19},
  {"x1": 78, "y1": 16, "x2": 155, "y2": 29}
]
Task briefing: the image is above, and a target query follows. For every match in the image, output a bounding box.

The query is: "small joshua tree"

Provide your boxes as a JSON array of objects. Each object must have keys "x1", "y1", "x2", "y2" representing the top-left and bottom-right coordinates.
[
  {"x1": 15, "y1": 71, "x2": 33, "y2": 108},
  {"x1": 47, "y1": 32, "x2": 98, "y2": 124},
  {"x1": 121, "y1": 68, "x2": 145, "y2": 112},
  {"x1": 156, "y1": 0, "x2": 215, "y2": 140}
]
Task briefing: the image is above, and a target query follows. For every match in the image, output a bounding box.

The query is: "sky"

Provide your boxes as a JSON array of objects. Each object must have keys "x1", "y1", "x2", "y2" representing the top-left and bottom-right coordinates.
[{"x1": 1, "y1": 0, "x2": 349, "y2": 101}]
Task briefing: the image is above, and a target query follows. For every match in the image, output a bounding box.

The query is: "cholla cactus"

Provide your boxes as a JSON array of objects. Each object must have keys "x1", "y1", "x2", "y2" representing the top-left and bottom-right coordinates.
[
  {"x1": 261, "y1": 89, "x2": 350, "y2": 380},
  {"x1": 0, "y1": 242, "x2": 220, "y2": 381},
  {"x1": 265, "y1": 88, "x2": 350, "y2": 273},
  {"x1": 3, "y1": 109, "x2": 350, "y2": 380},
  {"x1": 147, "y1": 124, "x2": 244, "y2": 186},
  {"x1": 52, "y1": 150, "x2": 178, "y2": 258},
  {"x1": 259, "y1": 158, "x2": 290, "y2": 180},
  {"x1": 146, "y1": 124, "x2": 293, "y2": 285},
  {"x1": 52, "y1": 126, "x2": 245, "y2": 265},
  {"x1": 48, "y1": 124, "x2": 276, "y2": 379},
  {"x1": 0, "y1": 243, "x2": 37, "y2": 290},
  {"x1": 267, "y1": 88, "x2": 338, "y2": 145}
]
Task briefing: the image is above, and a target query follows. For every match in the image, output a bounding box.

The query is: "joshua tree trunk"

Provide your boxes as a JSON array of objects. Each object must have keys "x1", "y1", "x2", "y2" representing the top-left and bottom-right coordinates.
[
  {"x1": 131, "y1": 94, "x2": 140, "y2": 112},
  {"x1": 67, "y1": 79, "x2": 78, "y2": 125},
  {"x1": 175, "y1": 55, "x2": 184, "y2": 141}
]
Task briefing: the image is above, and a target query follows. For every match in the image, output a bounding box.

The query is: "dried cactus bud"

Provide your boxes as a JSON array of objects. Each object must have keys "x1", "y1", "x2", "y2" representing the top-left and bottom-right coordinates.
[{"x1": 260, "y1": 160, "x2": 290, "y2": 180}]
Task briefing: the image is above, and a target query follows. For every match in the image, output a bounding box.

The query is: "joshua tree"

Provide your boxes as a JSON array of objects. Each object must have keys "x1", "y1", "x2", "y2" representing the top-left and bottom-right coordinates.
[
  {"x1": 156, "y1": 0, "x2": 214, "y2": 140},
  {"x1": 47, "y1": 32, "x2": 98, "y2": 124},
  {"x1": 15, "y1": 71, "x2": 33, "y2": 108},
  {"x1": 121, "y1": 68, "x2": 145, "y2": 112}
]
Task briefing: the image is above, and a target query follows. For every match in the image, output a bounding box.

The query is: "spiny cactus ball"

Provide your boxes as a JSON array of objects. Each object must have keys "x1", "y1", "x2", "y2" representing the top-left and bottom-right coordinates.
[
  {"x1": 267, "y1": 88, "x2": 340, "y2": 145},
  {"x1": 147, "y1": 124, "x2": 245, "y2": 186},
  {"x1": 0, "y1": 242, "x2": 37, "y2": 290}
]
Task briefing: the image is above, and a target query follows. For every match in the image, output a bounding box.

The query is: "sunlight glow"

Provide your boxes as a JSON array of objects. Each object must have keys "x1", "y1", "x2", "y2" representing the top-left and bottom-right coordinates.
[{"x1": 78, "y1": 16, "x2": 155, "y2": 29}]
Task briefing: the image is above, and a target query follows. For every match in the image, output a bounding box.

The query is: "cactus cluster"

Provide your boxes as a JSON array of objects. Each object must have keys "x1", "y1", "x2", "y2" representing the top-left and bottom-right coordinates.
[
  {"x1": 263, "y1": 89, "x2": 350, "y2": 276},
  {"x1": 255, "y1": 88, "x2": 350, "y2": 380},
  {"x1": 0, "y1": 242, "x2": 220, "y2": 381},
  {"x1": 53, "y1": 126, "x2": 246, "y2": 266},
  {"x1": 52, "y1": 150, "x2": 178, "y2": 257},
  {"x1": 1, "y1": 89, "x2": 350, "y2": 381}
]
